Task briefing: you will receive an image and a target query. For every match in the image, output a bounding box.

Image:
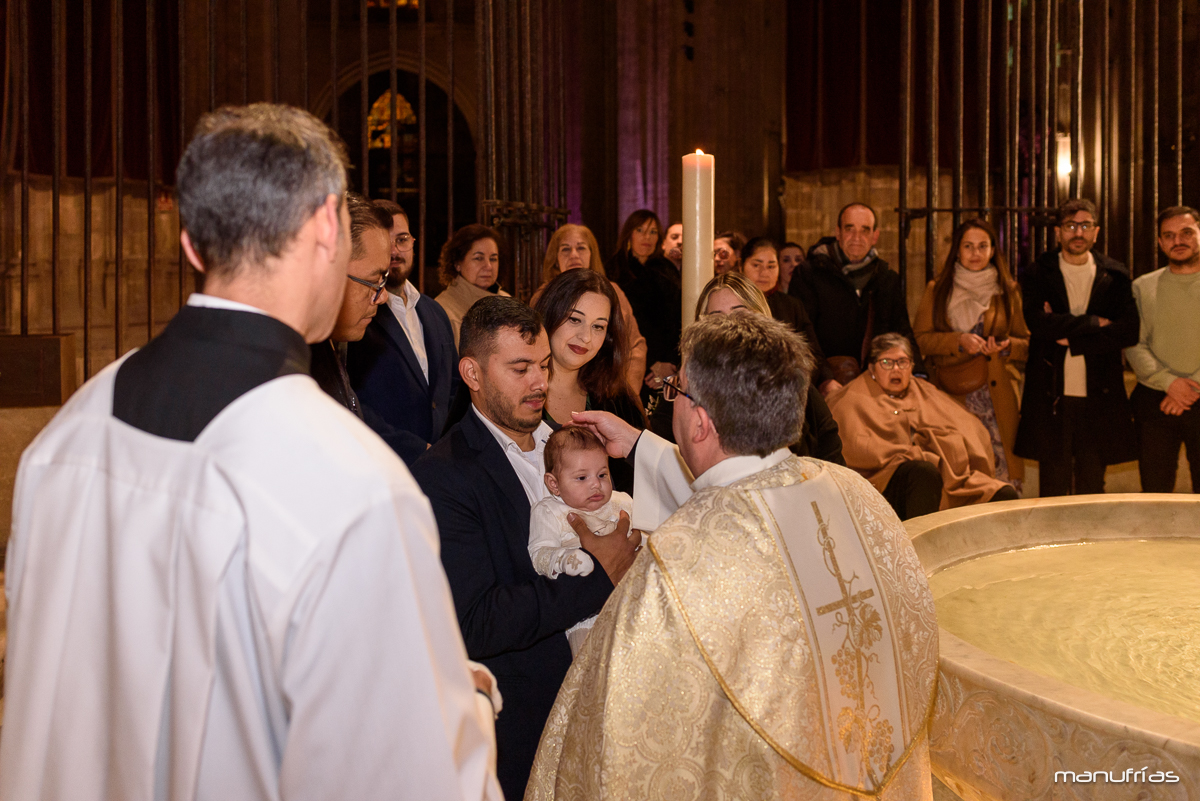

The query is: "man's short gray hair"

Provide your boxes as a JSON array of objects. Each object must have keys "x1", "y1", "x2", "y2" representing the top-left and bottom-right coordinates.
[
  {"x1": 177, "y1": 103, "x2": 349, "y2": 279},
  {"x1": 681, "y1": 312, "x2": 813, "y2": 457},
  {"x1": 867, "y1": 333, "x2": 914, "y2": 364}
]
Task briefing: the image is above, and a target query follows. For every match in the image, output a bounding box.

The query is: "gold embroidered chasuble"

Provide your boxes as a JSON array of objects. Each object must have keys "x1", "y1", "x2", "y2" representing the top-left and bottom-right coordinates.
[{"x1": 525, "y1": 456, "x2": 938, "y2": 801}]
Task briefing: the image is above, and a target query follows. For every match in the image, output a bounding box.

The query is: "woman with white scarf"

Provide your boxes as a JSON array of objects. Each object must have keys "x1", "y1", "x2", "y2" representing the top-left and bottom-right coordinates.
[{"x1": 915, "y1": 218, "x2": 1029, "y2": 490}]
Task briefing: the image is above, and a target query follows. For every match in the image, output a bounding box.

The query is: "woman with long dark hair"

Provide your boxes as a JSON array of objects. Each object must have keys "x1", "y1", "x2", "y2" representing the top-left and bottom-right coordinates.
[
  {"x1": 533, "y1": 223, "x2": 648, "y2": 393},
  {"x1": 914, "y1": 218, "x2": 1029, "y2": 489},
  {"x1": 605, "y1": 209, "x2": 682, "y2": 393},
  {"x1": 535, "y1": 268, "x2": 646, "y2": 493}
]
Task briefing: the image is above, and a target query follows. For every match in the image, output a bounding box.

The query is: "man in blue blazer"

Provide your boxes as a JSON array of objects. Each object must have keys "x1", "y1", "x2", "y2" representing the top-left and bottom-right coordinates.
[
  {"x1": 347, "y1": 200, "x2": 460, "y2": 464},
  {"x1": 411, "y1": 297, "x2": 639, "y2": 801}
]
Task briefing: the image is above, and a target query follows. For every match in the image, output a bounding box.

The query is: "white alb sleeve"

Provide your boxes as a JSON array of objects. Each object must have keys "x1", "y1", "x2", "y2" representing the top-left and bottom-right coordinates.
[
  {"x1": 278, "y1": 488, "x2": 502, "y2": 801},
  {"x1": 631, "y1": 431, "x2": 695, "y2": 532}
]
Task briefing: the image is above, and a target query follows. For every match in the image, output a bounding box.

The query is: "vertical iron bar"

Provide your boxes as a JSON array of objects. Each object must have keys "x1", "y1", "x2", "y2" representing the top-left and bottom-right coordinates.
[
  {"x1": 531, "y1": 0, "x2": 542, "y2": 209},
  {"x1": 240, "y1": 0, "x2": 248, "y2": 102},
  {"x1": 447, "y1": 0, "x2": 455, "y2": 235},
  {"x1": 19, "y1": 0, "x2": 28, "y2": 336},
  {"x1": 952, "y1": 0, "x2": 963, "y2": 230},
  {"x1": 1010, "y1": 0, "x2": 1021, "y2": 270},
  {"x1": 1151, "y1": 0, "x2": 1159, "y2": 272},
  {"x1": 147, "y1": 0, "x2": 156, "y2": 341},
  {"x1": 522, "y1": 0, "x2": 534, "y2": 296},
  {"x1": 360, "y1": 0, "x2": 368, "y2": 196},
  {"x1": 301, "y1": 0, "x2": 309, "y2": 109},
  {"x1": 858, "y1": 0, "x2": 868, "y2": 165},
  {"x1": 115, "y1": 0, "x2": 125, "y2": 357},
  {"x1": 1127, "y1": 0, "x2": 1136, "y2": 271},
  {"x1": 1003, "y1": 0, "x2": 1012, "y2": 251},
  {"x1": 331, "y1": 0, "x2": 339, "y2": 134},
  {"x1": 978, "y1": 0, "x2": 992, "y2": 218},
  {"x1": 556, "y1": 1, "x2": 565, "y2": 212},
  {"x1": 1176, "y1": 0, "x2": 1183, "y2": 204},
  {"x1": 925, "y1": 0, "x2": 939, "y2": 283},
  {"x1": 815, "y1": 0, "x2": 824, "y2": 169},
  {"x1": 1101, "y1": 0, "x2": 1110, "y2": 247},
  {"x1": 272, "y1": 0, "x2": 280, "y2": 100},
  {"x1": 495, "y1": 0, "x2": 509, "y2": 203},
  {"x1": 474, "y1": 0, "x2": 488, "y2": 217},
  {"x1": 1042, "y1": 0, "x2": 1052, "y2": 248},
  {"x1": 486, "y1": 0, "x2": 497, "y2": 204},
  {"x1": 419, "y1": 0, "x2": 427, "y2": 292},
  {"x1": 179, "y1": 0, "x2": 187, "y2": 306},
  {"x1": 1070, "y1": 0, "x2": 1083, "y2": 197},
  {"x1": 85, "y1": 0, "x2": 94, "y2": 375},
  {"x1": 389, "y1": 0, "x2": 397, "y2": 202},
  {"x1": 898, "y1": 0, "x2": 912, "y2": 298},
  {"x1": 1032, "y1": 0, "x2": 1043, "y2": 254},
  {"x1": 52, "y1": 0, "x2": 63, "y2": 335},
  {"x1": 1025, "y1": 0, "x2": 1036, "y2": 266},
  {"x1": 208, "y1": 0, "x2": 216, "y2": 109}
]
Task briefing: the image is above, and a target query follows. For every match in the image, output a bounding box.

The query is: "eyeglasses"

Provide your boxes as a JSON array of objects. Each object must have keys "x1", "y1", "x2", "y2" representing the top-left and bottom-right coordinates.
[
  {"x1": 1062, "y1": 222, "x2": 1096, "y2": 233},
  {"x1": 662, "y1": 375, "x2": 699, "y2": 404},
  {"x1": 393, "y1": 233, "x2": 417, "y2": 251},
  {"x1": 876, "y1": 357, "x2": 913, "y2": 371},
  {"x1": 347, "y1": 270, "x2": 389, "y2": 303}
]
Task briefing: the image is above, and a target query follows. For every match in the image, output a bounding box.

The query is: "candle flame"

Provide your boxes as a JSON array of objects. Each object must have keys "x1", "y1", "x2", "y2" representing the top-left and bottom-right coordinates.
[{"x1": 696, "y1": 149, "x2": 704, "y2": 155}]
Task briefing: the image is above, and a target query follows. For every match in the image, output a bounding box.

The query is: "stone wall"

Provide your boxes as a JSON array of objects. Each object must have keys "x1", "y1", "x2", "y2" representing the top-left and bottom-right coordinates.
[
  {"x1": 782, "y1": 167, "x2": 967, "y2": 318},
  {"x1": 0, "y1": 407, "x2": 59, "y2": 562}
]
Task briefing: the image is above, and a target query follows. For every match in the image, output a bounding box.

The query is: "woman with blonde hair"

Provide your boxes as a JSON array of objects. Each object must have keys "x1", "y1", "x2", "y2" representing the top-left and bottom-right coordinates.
[
  {"x1": 692, "y1": 273, "x2": 843, "y2": 464},
  {"x1": 914, "y1": 218, "x2": 1029, "y2": 490},
  {"x1": 534, "y1": 224, "x2": 647, "y2": 392}
]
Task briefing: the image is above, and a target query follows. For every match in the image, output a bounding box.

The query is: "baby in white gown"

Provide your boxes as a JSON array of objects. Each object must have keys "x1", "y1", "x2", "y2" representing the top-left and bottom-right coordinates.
[{"x1": 528, "y1": 427, "x2": 633, "y2": 656}]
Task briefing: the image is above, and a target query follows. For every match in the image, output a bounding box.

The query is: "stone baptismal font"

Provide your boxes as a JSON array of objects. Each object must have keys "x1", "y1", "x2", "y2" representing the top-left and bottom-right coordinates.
[{"x1": 910, "y1": 494, "x2": 1200, "y2": 800}]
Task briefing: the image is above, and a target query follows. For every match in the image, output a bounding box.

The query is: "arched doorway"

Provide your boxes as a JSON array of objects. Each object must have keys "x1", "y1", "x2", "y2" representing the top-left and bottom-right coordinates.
[{"x1": 330, "y1": 69, "x2": 477, "y2": 293}]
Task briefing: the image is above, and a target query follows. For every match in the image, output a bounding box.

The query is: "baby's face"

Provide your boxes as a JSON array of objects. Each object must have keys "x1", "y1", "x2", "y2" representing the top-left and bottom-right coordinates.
[{"x1": 549, "y1": 448, "x2": 613, "y2": 512}]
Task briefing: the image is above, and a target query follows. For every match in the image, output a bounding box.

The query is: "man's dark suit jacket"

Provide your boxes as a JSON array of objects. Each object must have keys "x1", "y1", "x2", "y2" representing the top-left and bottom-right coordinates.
[
  {"x1": 346, "y1": 293, "x2": 459, "y2": 464},
  {"x1": 411, "y1": 409, "x2": 615, "y2": 801}
]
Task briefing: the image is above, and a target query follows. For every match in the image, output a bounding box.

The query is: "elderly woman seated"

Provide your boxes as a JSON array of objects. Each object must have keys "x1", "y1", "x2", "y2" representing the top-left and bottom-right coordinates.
[{"x1": 827, "y1": 332, "x2": 1020, "y2": 519}]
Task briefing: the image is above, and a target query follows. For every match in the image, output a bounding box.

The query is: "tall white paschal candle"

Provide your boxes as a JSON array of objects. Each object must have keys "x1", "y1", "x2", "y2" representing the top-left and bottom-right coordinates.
[{"x1": 681, "y1": 149, "x2": 715, "y2": 328}]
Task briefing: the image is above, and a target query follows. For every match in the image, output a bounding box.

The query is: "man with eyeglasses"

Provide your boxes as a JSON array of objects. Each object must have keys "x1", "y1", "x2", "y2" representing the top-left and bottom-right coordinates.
[
  {"x1": 309, "y1": 192, "x2": 392, "y2": 414},
  {"x1": 1015, "y1": 197, "x2": 1139, "y2": 496},
  {"x1": 346, "y1": 198, "x2": 460, "y2": 464},
  {"x1": 1124, "y1": 206, "x2": 1200, "y2": 493}
]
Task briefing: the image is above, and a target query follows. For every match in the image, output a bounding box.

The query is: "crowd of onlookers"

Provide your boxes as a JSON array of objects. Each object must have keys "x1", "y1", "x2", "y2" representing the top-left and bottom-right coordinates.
[{"x1": 331, "y1": 195, "x2": 1199, "y2": 523}]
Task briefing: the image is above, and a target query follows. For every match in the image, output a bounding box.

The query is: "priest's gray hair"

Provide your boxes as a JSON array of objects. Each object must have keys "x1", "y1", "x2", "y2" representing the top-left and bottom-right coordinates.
[
  {"x1": 867, "y1": 333, "x2": 914, "y2": 364},
  {"x1": 177, "y1": 103, "x2": 349, "y2": 278},
  {"x1": 680, "y1": 312, "x2": 812, "y2": 457}
]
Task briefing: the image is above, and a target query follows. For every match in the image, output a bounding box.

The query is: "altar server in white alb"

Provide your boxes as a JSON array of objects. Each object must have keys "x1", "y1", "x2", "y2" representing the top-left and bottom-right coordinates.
[
  {"x1": 0, "y1": 103, "x2": 502, "y2": 801},
  {"x1": 528, "y1": 312, "x2": 939, "y2": 801}
]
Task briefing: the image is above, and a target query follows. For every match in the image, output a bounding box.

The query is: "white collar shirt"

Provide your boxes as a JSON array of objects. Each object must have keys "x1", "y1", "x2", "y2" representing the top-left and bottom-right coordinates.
[
  {"x1": 187, "y1": 292, "x2": 269, "y2": 315},
  {"x1": 691, "y1": 448, "x2": 794, "y2": 491},
  {"x1": 386, "y1": 280, "x2": 429, "y2": 381},
  {"x1": 472, "y1": 404, "x2": 554, "y2": 505}
]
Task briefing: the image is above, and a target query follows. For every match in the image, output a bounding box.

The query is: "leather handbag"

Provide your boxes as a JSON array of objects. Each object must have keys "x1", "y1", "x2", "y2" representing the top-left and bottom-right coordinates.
[{"x1": 937, "y1": 355, "x2": 989, "y2": 395}]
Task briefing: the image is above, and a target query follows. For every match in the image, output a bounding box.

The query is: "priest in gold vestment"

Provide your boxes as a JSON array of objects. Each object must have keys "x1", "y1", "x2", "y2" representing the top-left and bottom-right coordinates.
[{"x1": 525, "y1": 312, "x2": 939, "y2": 801}]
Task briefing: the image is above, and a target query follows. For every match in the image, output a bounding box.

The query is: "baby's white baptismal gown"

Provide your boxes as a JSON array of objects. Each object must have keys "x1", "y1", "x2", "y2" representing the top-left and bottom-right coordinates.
[{"x1": 528, "y1": 491, "x2": 634, "y2": 655}]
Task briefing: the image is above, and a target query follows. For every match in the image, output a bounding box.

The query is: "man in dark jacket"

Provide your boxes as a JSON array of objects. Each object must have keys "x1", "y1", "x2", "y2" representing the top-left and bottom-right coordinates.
[
  {"x1": 412, "y1": 297, "x2": 638, "y2": 801},
  {"x1": 1014, "y1": 198, "x2": 1139, "y2": 495},
  {"x1": 789, "y1": 202, "x2": 923, "y2": 394},
  {"x1": 346, "y1": 199, "x2": 460, "y2": 464}
]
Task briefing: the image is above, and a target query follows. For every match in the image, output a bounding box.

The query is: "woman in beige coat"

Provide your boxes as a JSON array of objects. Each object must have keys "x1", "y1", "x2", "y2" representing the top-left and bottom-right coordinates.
[
  {"x1": 914, "y1": 218, "x2": 1029, "y2": 488},
  {"x1": 434, "y1": 223, "x2": 511, "y2": 347}
]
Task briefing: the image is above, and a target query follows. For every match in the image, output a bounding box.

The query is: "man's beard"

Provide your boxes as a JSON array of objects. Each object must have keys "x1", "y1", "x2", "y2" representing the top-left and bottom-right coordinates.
[
  {"x1": 482, "y1": 385, "x2": 545, "y2": 433},
  {"x1": 1167, "y1": 248, "x2": 1199, "y2": 267},
  {"x1": 1064, "y1": 237, "x2": 1090, "y2": 254},
  {"x1": 386, "y1": 257, "x2": 412, "y2": 289}
]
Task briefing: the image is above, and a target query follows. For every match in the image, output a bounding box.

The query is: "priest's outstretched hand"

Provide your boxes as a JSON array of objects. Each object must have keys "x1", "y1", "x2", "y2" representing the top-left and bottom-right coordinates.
[
  {"x1": 568, "y1": 510, "x2": 640, "y2": 584},
  {"x1": 569, "y1": 410, "x2": 642, "y2": 459}
]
